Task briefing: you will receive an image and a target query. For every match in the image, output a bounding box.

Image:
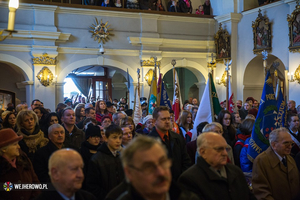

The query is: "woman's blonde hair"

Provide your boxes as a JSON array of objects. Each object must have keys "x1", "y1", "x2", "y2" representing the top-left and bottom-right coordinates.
[{"x1": 16, "y1": 110, "x2": 38, "y2": 130}]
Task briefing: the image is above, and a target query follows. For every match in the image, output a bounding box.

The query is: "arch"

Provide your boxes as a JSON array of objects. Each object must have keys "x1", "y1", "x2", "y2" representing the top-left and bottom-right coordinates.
[
  {"x1": 243, "y1": 54, "x2": 286, "y2": 101},
  {"x1": 160, "y1": 59, "x2": 208, "y2": 83},
  {"x1": 58, "y1": 57, "x2": 136, "y2": 83},
  {"x1": 0, "y1": 53, "x2": 33, "y2": 80}
]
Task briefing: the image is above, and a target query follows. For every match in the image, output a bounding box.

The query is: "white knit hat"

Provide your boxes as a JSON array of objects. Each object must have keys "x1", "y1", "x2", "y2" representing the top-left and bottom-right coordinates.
[{"x1": 143, "y1": 115, "x2": 153, "y2": 124}]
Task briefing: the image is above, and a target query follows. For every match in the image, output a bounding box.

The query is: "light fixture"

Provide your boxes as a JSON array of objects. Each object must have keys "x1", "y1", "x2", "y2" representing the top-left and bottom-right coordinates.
[
  {"x1": 144, "y1": 69, "x2": 154, "y2": 86},
  {"x1": 0, "y1": 0, "x2": 19, "y2": 41},
  {"x1": 207, "y1": 53, "x2": 216, "y2": 71},
  {"x1": 36, "y1": 67, "x2": 55, "y2": 87},
  {"x1": 288, "y1": 72, "x2": 295, "y2": 82},
  {"x1": 216, "y1": 71, "x2": 227, "y2": 86},
  {"x1": 292, "y1": 64, "x2": 300, "y2": 83}
]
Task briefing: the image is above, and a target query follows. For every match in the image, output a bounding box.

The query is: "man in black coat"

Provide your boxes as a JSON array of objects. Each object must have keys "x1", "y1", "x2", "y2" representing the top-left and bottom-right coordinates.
[
  {"x1": 286, "y1": 113, "x2": 300, "y2": 158},
  {"x1": 35, "y1": 149, "x2": 96, "y2": 200},
  {"x1": 115, "y1": 135, "x2": 199, "y2": 200},
  {"x1": 33, "y1": 124, "x2": 66, "y2": 183},
  {"x1": 178, "y1": 132, "x2": 256, "y2": 200},
  {"x1": 148, "y1": 106, "x2": 191, "y2": 181}
]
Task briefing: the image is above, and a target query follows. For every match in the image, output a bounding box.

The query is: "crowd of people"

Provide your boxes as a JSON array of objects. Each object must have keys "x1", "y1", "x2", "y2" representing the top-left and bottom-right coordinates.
[
  {"x1": 0, "y1": 95, "x2": 300, "y2": 200},
  {"x1": 84, "y1": 0, "x2": 212, "y2": 15}
]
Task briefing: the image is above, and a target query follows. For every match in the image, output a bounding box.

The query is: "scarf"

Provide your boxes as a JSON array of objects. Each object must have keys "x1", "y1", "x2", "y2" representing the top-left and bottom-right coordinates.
[
  {"x1": 18, "y1": 126, "x2": 48, "y2": 153},
  {"x1": 184, "y1": 0, "x2": 190, "y2": 8}
]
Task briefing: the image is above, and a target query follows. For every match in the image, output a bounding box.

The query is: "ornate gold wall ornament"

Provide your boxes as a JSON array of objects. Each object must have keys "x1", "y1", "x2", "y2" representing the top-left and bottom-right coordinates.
[
  {"x1": 140, "y1": 57, "x2": 161, "y2": 67},
  {"x1": 144, "y1": 69, "x2": 154, "y2": 86},
  {"x1": 215, "y1": 24, "x2": 231, "y2": 63},
  {"x1": 36, "y1": 67, "x2": 54, "y2": 87},
  {"x1": 90, "y1": 18, "x2": 114, "y2": 44},
  {"x1": 293, "y1": 64, "x2": 300, "y2": 84},
  {"x1": 252, "y1": 9, "x2": 272, "y2": 54},
  {"x1": 32, "y1": 53, "x2": 56, "y2": 65},
  {"x1": 287, "y1": 0, "x2": 300, "y2": 52}
]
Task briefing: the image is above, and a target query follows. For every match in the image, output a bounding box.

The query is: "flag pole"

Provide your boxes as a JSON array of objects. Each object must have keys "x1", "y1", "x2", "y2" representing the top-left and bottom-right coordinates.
[
  {"x1": 171, "y1": 59, "x2": 176, "y2": 103},
  {"x1": 262, "y1": 50, "x2": 268, "y2": 78},
  {"x1": 224, "y1": 59, "x2": 232, "y2": 111}
]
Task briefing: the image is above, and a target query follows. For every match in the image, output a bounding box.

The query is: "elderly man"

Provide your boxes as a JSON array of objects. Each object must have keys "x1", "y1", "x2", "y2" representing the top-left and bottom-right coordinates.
[
  {"x1": 116, "y1": 136, "x2": 199, "y2": 200},
  {"x1": 35, "y1": 149, "x2": 96, "y2": 200},
  {"x1": 178, "y1": 132, "x2": 255, "y2": 200},
  {"x1": 148, "y1": 106, "x2": 191, "y2": 180},
  {"x1": 33, "y1": 124, "x2": 66, "y2": 182},
  {"x1": 61, "y1": 107, "x2": 85, "y2": 149},
  {"x1": 252, "y1": 127, "x2": 299, "y2": 200},
  {"x1": 112, "y1": 111, "x2": 126, "y2": 126}
]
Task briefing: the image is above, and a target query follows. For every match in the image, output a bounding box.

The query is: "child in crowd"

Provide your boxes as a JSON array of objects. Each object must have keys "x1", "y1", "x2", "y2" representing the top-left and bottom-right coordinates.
[
  {"x1": 86, "y1": 124, "x2": 124, "y2": 199},
  {"x1": 195, "y1": 5, "x2": 204, "y2": 15}
]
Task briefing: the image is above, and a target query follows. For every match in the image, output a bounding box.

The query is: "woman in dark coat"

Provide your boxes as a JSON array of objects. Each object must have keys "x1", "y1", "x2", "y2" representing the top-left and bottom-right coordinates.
[
  {"x1": 2, "y1": 112, "x2": 18, "y2": 132},
  {"x1": 0, "y1": 128, "x2": 40, "y2": 200},
  {"x1": 218, "y1": 110, "x2": 237, "y2": 148},
  {"x1": 80, "y1": 124, "x2": 102, "y2": 189}
]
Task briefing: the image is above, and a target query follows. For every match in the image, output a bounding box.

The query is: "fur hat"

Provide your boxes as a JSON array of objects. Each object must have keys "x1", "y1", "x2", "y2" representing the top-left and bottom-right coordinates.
[
  {"x1": 0, "y1": 128, "x2": 23, "y2": 148},
  {"x1": 85, "y1": 124, "x2": 101, "y2": 140},
  {"x1": 143, "y1": 115, "x2": 153, "y2": 124}
]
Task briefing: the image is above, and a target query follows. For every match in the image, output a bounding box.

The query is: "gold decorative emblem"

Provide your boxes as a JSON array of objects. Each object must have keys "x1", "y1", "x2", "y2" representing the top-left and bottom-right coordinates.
[
  {"x1": 293, "y1": 64, "x2": 300, "y2": 84},
  {"x1": 144, "y1": 69, "x2": 154, "y2": 86},
  {"x1": 140, "y1": 57, "x2": 161, "y2": 67},
  {"x1": 32, "y1": 53, "x2": 56, "y2": 65},
  {"x1": 90, "y1": 18, "x2": 114, "y2": 44},
  {"x1": 36, "y1": 67, "x2": 54, "y2": 87}
]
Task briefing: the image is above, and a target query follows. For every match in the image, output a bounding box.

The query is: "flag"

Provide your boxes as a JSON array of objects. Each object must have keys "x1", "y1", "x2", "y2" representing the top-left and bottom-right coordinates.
[
  {"x1": 228, "y1": 75, "x2": 235, "y2": 113},
  {"x1": 247, "y1": 70, "x2": 279, "y2": 162},
  {"x1": 148, "y1": 69, "x2": 157, "y2": 115},
  {"x1": 172, "y1": 69, "x2": 182, "y2": 122},
  {"x1": 133, "y1": 86, "x2": 142, "y2": 125},
  {"x1": 191, "y1": 73, "x2": 221, "y2": 141},
  {"x1": 157, "y1": 74, "x2": 162, "y2": 106},
  {"x1": 276, "y1": 83, "x2": 287, "y2": 127},
  {"x1": 126, "y1": 68, "x2": 130, "y2": 109}
]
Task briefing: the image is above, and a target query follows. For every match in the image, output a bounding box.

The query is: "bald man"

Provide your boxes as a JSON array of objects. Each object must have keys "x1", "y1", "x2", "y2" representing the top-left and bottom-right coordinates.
[
  {"x1": 178, "y1": 132, "x2": 255, "y2": 200},
  {"x1": 35, "y1": 149, "x2": 96, "y2": 200}
]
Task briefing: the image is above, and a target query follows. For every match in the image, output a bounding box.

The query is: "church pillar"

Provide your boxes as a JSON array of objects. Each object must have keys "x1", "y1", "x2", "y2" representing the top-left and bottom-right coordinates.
[
  {"x1": 23, "y1": 81, "x2": 34, "y2": 106},
  {"x1": 31, "y1": 52, "x2": 58, "y2": 111},
  {"x1": 195, "y1": 82, "x2": 206, "y2": 103},
  {"x1": 215, "y1": 13, "x2": 242, "y2": 101}
]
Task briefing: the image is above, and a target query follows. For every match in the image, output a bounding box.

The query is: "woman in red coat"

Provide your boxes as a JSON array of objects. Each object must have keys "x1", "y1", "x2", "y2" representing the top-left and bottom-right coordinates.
[{"x1": 0, "y1": 128, "x2": 40, "y2": 200}]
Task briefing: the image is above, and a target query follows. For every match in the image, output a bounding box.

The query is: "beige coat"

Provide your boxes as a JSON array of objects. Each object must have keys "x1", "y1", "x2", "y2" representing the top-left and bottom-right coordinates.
[{"x1": 252, "y1": 147, "x2": 299, "y2": 200}]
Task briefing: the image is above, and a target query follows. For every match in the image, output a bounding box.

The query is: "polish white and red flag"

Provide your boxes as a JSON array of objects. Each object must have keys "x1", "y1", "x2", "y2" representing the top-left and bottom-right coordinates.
[{"x1": 172, "y1": 70, "x2": 182, "y2": 122}]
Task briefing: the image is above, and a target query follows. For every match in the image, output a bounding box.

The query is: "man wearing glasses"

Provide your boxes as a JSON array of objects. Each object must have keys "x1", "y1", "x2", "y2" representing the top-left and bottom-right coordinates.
[
  {"x1": 252, "y1": 127, "x2": 299, "y2": 200},
  {"x1": 178, "y1": 132, "x2": 255, "y2": 200},
  {"x1": 118, "y1": 136, "x2": 199, "y2": 200}
]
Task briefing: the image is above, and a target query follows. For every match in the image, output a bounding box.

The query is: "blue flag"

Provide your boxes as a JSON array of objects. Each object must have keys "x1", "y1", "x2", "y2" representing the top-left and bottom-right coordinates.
[
  {"x1": 159, "y1": 80, "x2": 171, "y2": 109},
  {"x1": 276, "y1": 86, "x2": 287, "y2": 127},
  {"x1": 247, "y1": 71, "x2": 279, "y2": 162}
]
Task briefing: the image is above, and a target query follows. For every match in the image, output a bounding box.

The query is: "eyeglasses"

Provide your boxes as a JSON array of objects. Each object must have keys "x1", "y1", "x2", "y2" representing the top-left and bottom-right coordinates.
[
  {"x1": 91, "y1": 136, "x2": 101, "y2": 140},
  {"x1": 207, "y1": 146, "x2": 231, "y2": 153},
  {"x1": 128, "y1": 158, "x2": 172, "y2": 175},
  {"x1": 282, "y1": 141, "x2": 295, "y2": 147}
]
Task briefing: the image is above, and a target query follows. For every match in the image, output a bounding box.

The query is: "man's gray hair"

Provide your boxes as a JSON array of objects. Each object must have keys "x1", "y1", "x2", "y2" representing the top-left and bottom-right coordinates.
[
  {"x1": 269, "y1": 127, "x2": 289, "y2": 144},
  {"x1": 196, "y1": 132, "x2": 219, "y2": 152},
  {"x1": 202, "y1": 122, "x2": 223, "y2": 133},
  {"x1": 48, "y1": 123, "x2": 64, "y2": 136},
  {"x1": 121, "y1": 135, "x2": 167, "y2": 167}
]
